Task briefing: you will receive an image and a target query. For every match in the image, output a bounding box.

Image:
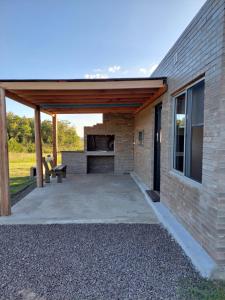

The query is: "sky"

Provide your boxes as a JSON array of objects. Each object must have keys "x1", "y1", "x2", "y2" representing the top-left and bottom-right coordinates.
[{"x1": 0, "y1": 0, "x2": 206, "y2": 136}]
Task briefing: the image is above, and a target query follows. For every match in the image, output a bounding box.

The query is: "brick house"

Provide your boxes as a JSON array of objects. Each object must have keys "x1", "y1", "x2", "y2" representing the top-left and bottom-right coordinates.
[
  {"x1": 134, "y1": 0, "x2": 225, "y2": 277},
  {"x1": 0, "y1": 0, "x2": 224, "y2": 278}
]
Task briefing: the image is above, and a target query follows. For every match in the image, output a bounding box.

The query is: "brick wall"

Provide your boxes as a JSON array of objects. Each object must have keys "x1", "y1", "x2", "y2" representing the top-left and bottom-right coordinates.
[
  {"x1": 61, "y1": 151, "x2": 87, "y2": 174},
  {"x1": 87, "y1": 156, "x2": 114, "y2": 173},
  {"x1": 85, "y1": 113, "x2": 134, "y2": 174},
  {"x1": 134, "y1": 105, "x2": 154, "y2": 188},
  {"x1": 134, "y1": 0, "x2": 225, "y2": 275}
]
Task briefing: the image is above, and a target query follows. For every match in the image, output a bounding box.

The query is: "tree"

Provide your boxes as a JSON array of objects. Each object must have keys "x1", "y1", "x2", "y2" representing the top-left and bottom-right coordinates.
[
  {"x1": 58, "y1": 120, "x2": 83, "y2": 151},
  {"x1": 8, "y1": 138, "x2": 24, "y2": 152},
  {"x1": 7, "y1": 112, "x2": 21, "y2": 140},
  {"x1": 7, "y1": 112, "x2": 83, "y2": 152},
  {"x1": 41, "y1": 120, "x2": 52, "y2": 144}
]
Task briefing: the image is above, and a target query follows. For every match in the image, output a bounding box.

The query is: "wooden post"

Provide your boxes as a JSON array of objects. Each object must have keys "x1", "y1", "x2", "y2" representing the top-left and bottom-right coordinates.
[
  {"x1": 34, "y1": 106, "x2": 43, "y2": 187},
  {"x1": 0, "y1": 88, "x2": 11, "y2": 216},
  {"x1": 52, "y1": 114, "x2": 58, "y2": 166}
]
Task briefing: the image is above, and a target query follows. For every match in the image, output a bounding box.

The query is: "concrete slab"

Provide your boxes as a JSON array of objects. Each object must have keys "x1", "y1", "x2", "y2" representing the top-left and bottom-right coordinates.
[{"x1": 0, "y1": 174, "x2": 159, "y2": 224}]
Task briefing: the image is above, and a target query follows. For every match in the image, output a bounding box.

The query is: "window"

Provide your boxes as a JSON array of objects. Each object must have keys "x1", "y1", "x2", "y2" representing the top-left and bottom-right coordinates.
[
  {"x1": 173, "y1": 80, "x2": 205, "y2": 183},
  {"x1": 174, "y1": 93, "x2": 186, "y2": 172},
  {"x1": 138, "y1": 130, "x2": 144, "y2": 146}
]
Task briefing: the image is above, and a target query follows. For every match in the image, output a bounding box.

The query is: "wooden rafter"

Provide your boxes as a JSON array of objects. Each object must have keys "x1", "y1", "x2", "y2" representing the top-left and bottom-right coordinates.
[
  {"x1": 0, "y1": 78, "x2": 167, "y2": 114},
  {"x1": 6, "y1": 90, "x2": 53, "y2": 116},
  {"x1": 11, "y1": 88, "x2": 157, "y2": 96},
  {"x1": 134, "y1": 85, "x2": 168, "y2": 114},
  {"x1": 6, "y1": 90, "x2": 36, "y2": 109},
  {"x1": 43, "y1": 107, "x2": 138, "y2": 114}
]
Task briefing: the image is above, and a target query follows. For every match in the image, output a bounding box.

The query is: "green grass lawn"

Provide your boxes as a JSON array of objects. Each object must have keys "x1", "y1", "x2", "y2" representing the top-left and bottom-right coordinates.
[
  {"x1": 179, "y1": 279, "x2": 225, "y2": 300},
  {"x1": 9, "y1": 152, "x2": 61, "y2": 196},
  {"x1": 9, "y1": 152, "x2": 37, "y2": 178},
  {"x1": 10, "y1": 176, "x2": 35, "y2": 196}
]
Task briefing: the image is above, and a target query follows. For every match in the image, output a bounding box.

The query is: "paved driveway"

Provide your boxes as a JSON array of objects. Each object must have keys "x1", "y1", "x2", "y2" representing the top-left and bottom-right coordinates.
[
  {"x1": 0, "y1": 224, "x2": 201, "y2": 300},
  {"x1": 0, "y1": 174, "x2": 158, "y2": 224}
]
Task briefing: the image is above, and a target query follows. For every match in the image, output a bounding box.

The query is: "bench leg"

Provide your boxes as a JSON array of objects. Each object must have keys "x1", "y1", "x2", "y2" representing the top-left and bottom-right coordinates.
[
  {"x1": 57, "y1": 174, "x2": 62, "y2": 183},
  {"x1": 62, "y1": 171, "x2": 66, "y2": 178}
]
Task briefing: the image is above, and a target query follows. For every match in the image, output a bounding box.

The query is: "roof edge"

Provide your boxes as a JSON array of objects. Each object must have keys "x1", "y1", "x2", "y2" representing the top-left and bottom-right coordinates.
[{"x1": 0, "y1": 77, "x2": 167, "y2": 83}]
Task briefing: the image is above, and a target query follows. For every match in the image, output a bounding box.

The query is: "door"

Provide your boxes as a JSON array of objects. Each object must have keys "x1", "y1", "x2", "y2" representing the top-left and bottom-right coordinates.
[{"x1": 154, "y1": 103, "x2": 162, "y2": 193}]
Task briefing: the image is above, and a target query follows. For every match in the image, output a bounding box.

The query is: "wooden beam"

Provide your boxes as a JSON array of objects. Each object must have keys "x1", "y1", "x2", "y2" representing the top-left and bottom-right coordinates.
[
  {"x1": 134, "y1": 85, "x2": 168, "y2": 114},
  {"x1": 34, "y1": 107, "x2": 43, "y2": 187},
  {"x1": 44, "y1": 107, "x2": 137, "y2": 114},
  {"x1": 12, "y1": 88, "x2": 156, "y2": 96},
  {"x1": 23, "y1": 95, "x2": 152, "y2": 102},
  {"x1": 6, "y1": 90, "x2": 53, "y2": 116},
  {"x1": 6, "y1": 90, "x2": 36, "y2": 109},
  {"x1": 26, "y1": 99, "x2": 147, "y2": 105},
  {"x1": 52, "y1": 114, "x2": 58, "y2": 166},
  {"x1": 0, "y1": 88, "x2": 11, "y2": 216},
  {"x1": 0, "y1": 79, "x2": 165, "y2": 90}
]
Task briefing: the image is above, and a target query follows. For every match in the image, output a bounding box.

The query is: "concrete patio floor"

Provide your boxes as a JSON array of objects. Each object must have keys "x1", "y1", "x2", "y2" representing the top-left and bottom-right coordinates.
[{"x1": 0, "y1": 174, "x2": 159, "y2": 224}]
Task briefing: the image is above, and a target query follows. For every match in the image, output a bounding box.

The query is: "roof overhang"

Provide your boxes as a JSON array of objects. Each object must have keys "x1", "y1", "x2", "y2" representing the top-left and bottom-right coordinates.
[{"x1": 0, "y1": 78, "x2": 167, "y2": 115}]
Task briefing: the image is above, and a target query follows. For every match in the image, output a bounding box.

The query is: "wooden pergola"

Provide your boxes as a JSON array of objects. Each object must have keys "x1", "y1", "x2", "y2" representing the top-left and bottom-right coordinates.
[{"x1": 0, "y1": 77, "x2": 167, "y2": 216}]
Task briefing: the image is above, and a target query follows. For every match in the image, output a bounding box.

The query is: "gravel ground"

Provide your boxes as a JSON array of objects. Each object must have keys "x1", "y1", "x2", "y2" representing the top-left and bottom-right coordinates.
[{"x1": 0, "y1": 224, "x2": 201, "y2": 300}]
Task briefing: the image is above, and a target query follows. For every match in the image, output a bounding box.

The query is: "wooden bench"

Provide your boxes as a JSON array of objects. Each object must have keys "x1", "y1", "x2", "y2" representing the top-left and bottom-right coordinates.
[{"x1": 42, "y1": 157, "x2": 67, "y2": 183}]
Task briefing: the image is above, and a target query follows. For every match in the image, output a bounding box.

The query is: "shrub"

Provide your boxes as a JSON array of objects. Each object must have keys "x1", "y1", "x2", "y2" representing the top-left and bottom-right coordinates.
[
  {"x1": 26, "y1": 143, "x2": 35, "y2": 153},
  {"x1": 8, "y1": 138, "x2": 24, "y2": 152},
  {"x1": 42, "y1": 144, "x2": 52, "y2": 153}
]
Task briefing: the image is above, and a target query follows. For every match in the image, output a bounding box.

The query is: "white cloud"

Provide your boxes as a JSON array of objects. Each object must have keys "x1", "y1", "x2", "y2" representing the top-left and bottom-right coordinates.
[
  {"x1": 139, "y1": 64, "x2": 158, "y2": 76},
  {"x1": 84, "y1": 63, "x2": 158, "y2": 79},
  {"x1": 108, "y1": 65, "x2": 121, "y2": 73},
  {"x1": 84, "y1": 73, "x2": 109, "y2": 79},
  {"x1": 84, "y1": 65, "x2": 121, "y2": 79},
  {"x1": 93, "y1": 68, "x2": 103, "y2": 72},
  {"x1": 139, "y1": 68, "x2": 148, "y2": 74}
]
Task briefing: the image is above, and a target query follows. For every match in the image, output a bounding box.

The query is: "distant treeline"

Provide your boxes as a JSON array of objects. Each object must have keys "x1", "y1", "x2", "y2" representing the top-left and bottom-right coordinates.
[{"x1": 7, "y1": 112, "x2": 83, "y2": 153}]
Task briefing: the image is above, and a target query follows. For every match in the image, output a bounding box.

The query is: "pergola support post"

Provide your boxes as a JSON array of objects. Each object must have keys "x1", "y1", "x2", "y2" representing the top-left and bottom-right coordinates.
[
  {"x1": 0, "y1": 88, "x2": 11, "y2": 216},
  {"x1": 34, "y1": 106, "x2": 43, "y2": 187},
  {"x1": 52, "y1": 114, "x2": 58, "y2": 166}
]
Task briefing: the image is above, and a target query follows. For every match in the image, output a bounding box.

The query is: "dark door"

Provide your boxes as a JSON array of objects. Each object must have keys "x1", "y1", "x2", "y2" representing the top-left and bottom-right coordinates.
[{"x1": 154, "y1": 103, "x2": 162, "y2": 192}]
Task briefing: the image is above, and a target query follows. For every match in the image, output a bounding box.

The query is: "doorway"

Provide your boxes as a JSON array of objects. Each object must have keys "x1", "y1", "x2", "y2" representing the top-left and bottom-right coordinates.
[{"x1": 153, "y1": 103, "x2": 162, "y2": 197}]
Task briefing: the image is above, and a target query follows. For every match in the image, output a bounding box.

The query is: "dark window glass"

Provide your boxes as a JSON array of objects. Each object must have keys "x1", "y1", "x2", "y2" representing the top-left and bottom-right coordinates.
[
  {"x1": 138, "y1": 130, "x2": 144, "y2": 145},
  {"x1": 174, "y1": 93, "x2": 186, "y2": 172},
  {"x1": 187, "y1": 81, "x2": 205, "y2": 182},
  {"x1": 190, "y1": 127, "x2": 203, "y2": 181}
]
